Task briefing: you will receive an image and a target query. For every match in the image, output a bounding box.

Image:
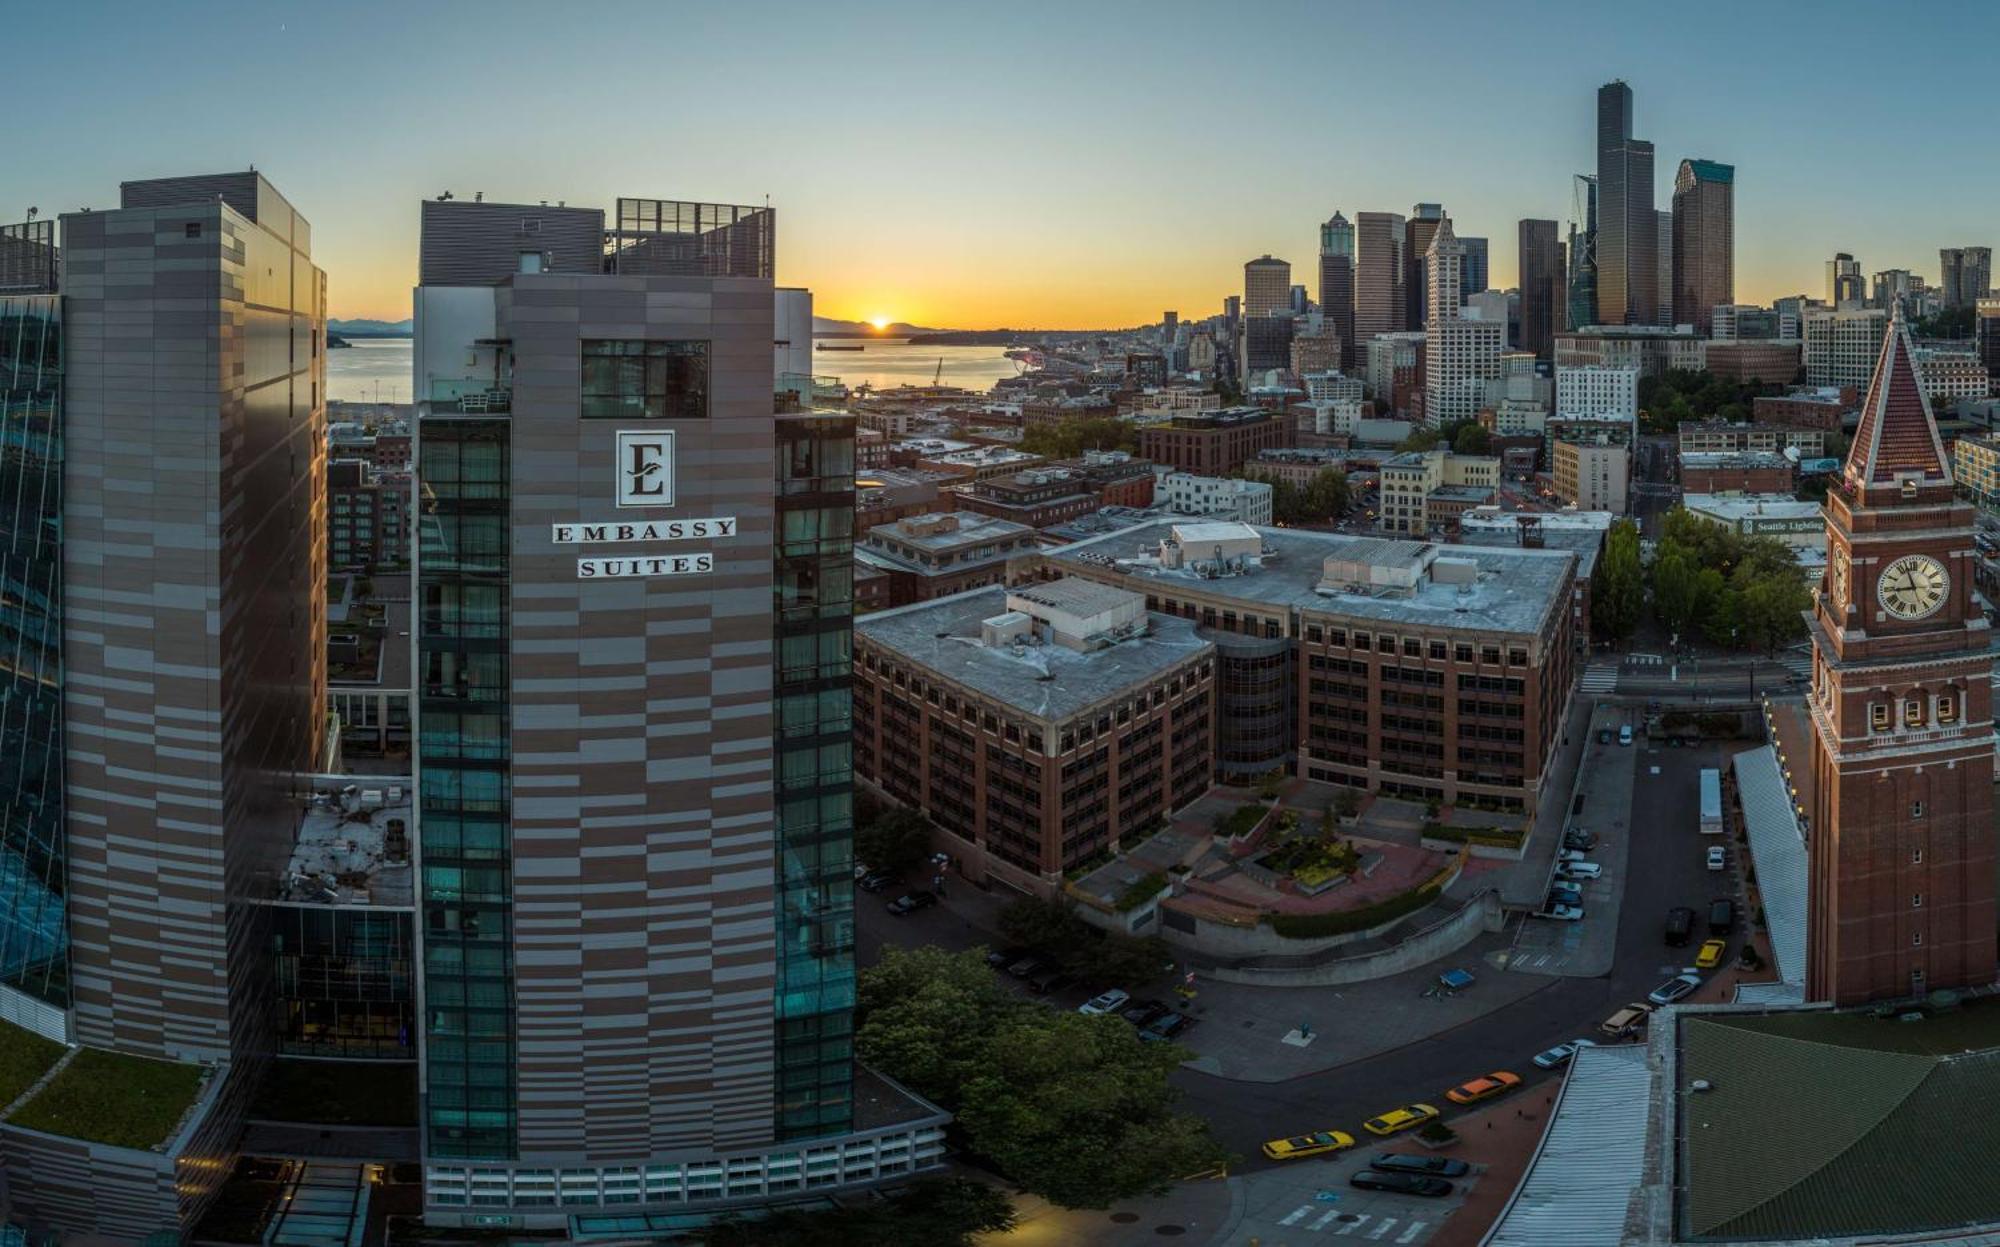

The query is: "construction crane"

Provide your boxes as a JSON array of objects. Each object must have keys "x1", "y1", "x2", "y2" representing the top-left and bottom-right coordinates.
[{"x1": 934, "y1": 356, "x2": 944, "y2": 387}]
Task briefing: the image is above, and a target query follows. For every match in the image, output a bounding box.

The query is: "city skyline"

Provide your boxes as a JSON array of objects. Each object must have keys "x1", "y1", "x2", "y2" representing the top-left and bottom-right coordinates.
[{"x1": 13, "y1": 1, "x2": 2000, "y2": 328}]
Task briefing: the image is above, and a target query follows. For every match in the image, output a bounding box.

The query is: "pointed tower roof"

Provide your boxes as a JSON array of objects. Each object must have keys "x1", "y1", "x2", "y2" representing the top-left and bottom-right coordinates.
[
  {"x1": 1427, "y1": 214, "x2": 1457, "y2": 259},
  {"x1": 1843, "y1": 305, "x2": 1950, "y2": 492}
]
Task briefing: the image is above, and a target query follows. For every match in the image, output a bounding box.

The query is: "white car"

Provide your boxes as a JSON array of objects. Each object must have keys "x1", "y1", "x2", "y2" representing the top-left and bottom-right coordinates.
[
  {"x1": 1557, "y1": 861, "x2": 1603, "y2": 881},
  {"x1": 1618, "y1": 724, "x2": 1634, "y2": 746},
  {"x1": 1532, "y1": 1038, "x2": 1596, "y2": 1070},
  {"x1": 1706, "y1": 845, "x2": 1727, "y2": 871},
  {"x1": 1648, "y1": 972, "x2": 1703, "y2": 1006},
  {"x1": 1078, "y1": 988, "x2": 1130, "y2": 1016},
  {"x1": 1538, "y1": 903, "x2": 1584, "y2": 921},
  {"x1": 1557, "y1": 848, "x2": 1586, "y2": 864}
]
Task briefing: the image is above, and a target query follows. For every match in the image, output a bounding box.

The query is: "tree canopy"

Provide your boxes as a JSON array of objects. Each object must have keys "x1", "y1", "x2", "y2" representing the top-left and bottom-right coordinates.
[
  {"x1": 1648, "y1": 506, "x2": 1813, "y2": 650},
  {"x1": 857, "y1": 947, "x2": 1226, "y2": 1208},
  {"x1": 855, "y1": 807, "x2": 933, "y2": 875},
  {"x1": 1235, "y1": 466, "x2": 1350, "y2": 525},
  {"x1": 1018, "y1": 417, "x2": 1138, "y2": 460},
  {"x1": 1594, "y1": 519, "x2": 1645, "y2": 640},
  {"x1": 1636, "y1": 369, "x2": 1790, "y2": 434}
]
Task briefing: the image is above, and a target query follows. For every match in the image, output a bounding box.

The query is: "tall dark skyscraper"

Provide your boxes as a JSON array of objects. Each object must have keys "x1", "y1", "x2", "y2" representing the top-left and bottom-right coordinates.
[
  {"x1": 1319, "y1": 212, "x2": 1356, "y2": 370},
  {"x1": 1941, "y1": 247, "x2": 1993, "y2": 309},
  {"x1": 1595, "y1": 81, "x2": 1657, "y2": 326},
  {"x1": 1567, "y1": 174, "x2": 1597, "y2": 330},
  {"x1": 1459, "y1": 236, "x2": 1489, "y2": 300},
  {"x1": 1671, "y1": 158, "x2": 1734, "y2": 335},
  {"x1": 1518, "y1": 218, "x2": 1563, "y2": 360},
  {"x1": 1354, "y1": 211, "x2": 1406, "y2": 343},
  {"x1": 1405, "y1": 203, "x2": 1445, "y2": 329}
]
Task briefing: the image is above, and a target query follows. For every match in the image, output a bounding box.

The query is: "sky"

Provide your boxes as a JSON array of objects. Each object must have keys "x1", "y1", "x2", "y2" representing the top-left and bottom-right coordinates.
[{"x1": 12, "y1": 1, "x2": 2000, "y2": 330}]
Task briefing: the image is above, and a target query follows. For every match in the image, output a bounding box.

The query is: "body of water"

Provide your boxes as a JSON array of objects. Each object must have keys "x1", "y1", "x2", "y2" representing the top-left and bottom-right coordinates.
[
  {"x1": 811, "y1": 339, "x2": 1021, "y2": 394},
  {"x1": 325, "y1": 336, "x2": 1026, "y2": 406},
  {"x1": 327, "y1": 338, "x2": 414, "y2": 404}
]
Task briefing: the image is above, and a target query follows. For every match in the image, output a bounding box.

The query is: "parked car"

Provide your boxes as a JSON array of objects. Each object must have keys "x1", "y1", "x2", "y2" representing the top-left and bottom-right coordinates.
[
  {"x1": 1618, "y1": 724, "x2": 1634, "y2": 746},
  {"x1": 1349, "y1": 1170, "x2": 1453, "y2": 1198},
  {"x1": 1557, "y1": 848, "x2": 1587, "y2": 863},
  {"x1": 853, "y1": 862, "x2": 874, "y2": 880},
  {"x1": 1369, "y1": 1153, "x2": 1470, "y2": 1178},
  {"x1": 1564, "y1": 827, "x2": 1598, "y2": 851},
  {"x1": 1006, "y1": 953, "x2": 1052, "y2": 979},
  {"x1": 1537, "y1": 903, "x2": 1585, "y2": 921},
  {"x1": 1548, "y1": 882, "x2": 1584, "y2": 906},
  {"x1": 1557, "y1": 861, "x2": 1603, "y2": 881},
  {"x1": 1709, "y1": 898, "x2": 1735, "y2": 934},
  {"x1": 1532, "y1": 1038, "x2": 1595, "y2": 1070},
  {"x1": 1706, "y1": 845, "x2": 1727, "y2": 871},
  {"x1": 1261, "y1": 1129, "x2": 1356, "y2": 1161},
  {"x1": 1596, "y1": 727, "x2": 1612, "y2": 745},
  {"x1": 1139, "y1": 1011, "x2": 1193, "y2": 1043},
  {"x1": 1599, "y1": 1002, "x2": 1654, "y2": 1040},
  {"x1": 886, "y1": 890, "x2": 936, "y2": 915},
  {"x1": 1078, "y1": 989, "x2": 1131, "y2": 1017},
  {"x1": 1647, "y1": 972, "x2": 1702, "y2": 1006},
  {"x1": 1695, "y1": 938, "x2": 1728, "y2": 970},
  {"x1": 1445, "y1": 1071, "x2": 1522, "y2": 1105},
  {"x1": 1027, "y1": 968, "x2": 1076, "y2": 996},
  {"x1": 985, "y1": 945, "x2": 1032, "y2": 970},
  {"x1": 1122, "y1": 999, "x2": 1171, "y2": 1029},
  {"x1": 1664, "y1": 907, "x2": 1695, "y2": 947},
  {"x1": 857, "y1": 869, "x2": 899, "y2": 893},
  {"x1": 1362, "y1": 1104, "x2": 1440, "y2": 1137}
]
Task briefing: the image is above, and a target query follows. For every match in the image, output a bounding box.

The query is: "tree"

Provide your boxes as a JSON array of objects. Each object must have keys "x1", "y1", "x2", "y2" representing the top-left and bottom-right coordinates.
[
  {"x1": 1452, "y1": 422, "x2": 1492, "y2": 455},
  {"x1": 1302, "y1": 467, "x2": 1351, "y2": 520},
  {"x1": 1595, "y1": 519, "x2": 1645, "y2": 640},
  {"x1": 697, "y1": 1178, "x2": 1015, "y2": 1247},
  {"x1": 1395, "y1": 426, "x2": 1442, "y2": 453},
  {"x1": 857, "y1": 949, "x2": 1226, "y2": 1208},
  {"x1": 855, "y1": 807, "x2": 933, "y2": 875},
  {"x1": 1652, "y1": 546, "x2": 1703, "y2": 638},
  {"x1": 1018, "y1": 417, "x2": 1137, "y2": 460},
  {"x1": 997, "y1": 898, "x2": 1172, "y2": 986},
  {"x1": 1738, "y1": 575, "x2": 1811, "y2": 652}
]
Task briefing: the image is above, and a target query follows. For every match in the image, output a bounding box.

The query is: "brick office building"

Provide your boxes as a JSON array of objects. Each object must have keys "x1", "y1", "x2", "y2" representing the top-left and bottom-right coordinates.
[
  {"x1": 1754, "y1": 386, "x2": 1855, "y2": 431},
  {"x1": 1138, "y1": 406, "x2": 1290, "y2": 474},
  {"x1": 855, "y1": 512, "x2": 1040, "y2": 606},
  {"x1": 854, "y1": 579, "x2": 1216, "y2": 894},
  {"x1": 1679, "y1": 450, "x2": 1797, "y2": 495}
]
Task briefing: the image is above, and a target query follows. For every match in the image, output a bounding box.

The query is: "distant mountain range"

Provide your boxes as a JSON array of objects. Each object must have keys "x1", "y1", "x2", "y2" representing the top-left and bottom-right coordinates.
[
  {"x1": 813, "y1": 316, "x2": 943, "y2": 338},
  {"x1": 329, "y1": 318, "x2": 413, "y2": 337}
]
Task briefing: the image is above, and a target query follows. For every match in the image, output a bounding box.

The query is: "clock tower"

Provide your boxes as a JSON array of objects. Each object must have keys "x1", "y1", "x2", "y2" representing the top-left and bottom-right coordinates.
[{"x1": 1808, "y1": 307, "x2": 1996, "y2": 1006}]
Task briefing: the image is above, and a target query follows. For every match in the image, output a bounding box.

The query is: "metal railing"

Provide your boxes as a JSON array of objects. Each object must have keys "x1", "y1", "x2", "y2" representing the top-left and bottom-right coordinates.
[
  {"x1": 0, "y1": 221, "x2": 57, "y2": 294},
  {"x1": 604, "y1": 198, "x2": 774, "y2": 279}
]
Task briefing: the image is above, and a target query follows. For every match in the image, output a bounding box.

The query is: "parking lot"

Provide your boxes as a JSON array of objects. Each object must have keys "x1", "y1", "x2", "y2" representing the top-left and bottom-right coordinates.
[
  {"x1": 1220, "y1": 1145, "x2": 1486, "y2": 1246},
  {"x1": 1501, "y1": 701, "x2": 1638, "y2": 977}
]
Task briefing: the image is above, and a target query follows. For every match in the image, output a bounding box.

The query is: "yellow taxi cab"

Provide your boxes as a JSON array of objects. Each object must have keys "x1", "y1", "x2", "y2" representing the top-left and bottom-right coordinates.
[
  {"x1": 1695, "y1": 938, "x2": 1728, "y2": 969},
  {"x1": 1445, "y1": 1071, "x2": 1523, "y2": 1105},
  {"x1": 1261, "y1": 1129, "x2": 1357, "y2": 1161},
  {"x1": 1362, "y1": 1103, "x2": 1441, "y2": 1136}
]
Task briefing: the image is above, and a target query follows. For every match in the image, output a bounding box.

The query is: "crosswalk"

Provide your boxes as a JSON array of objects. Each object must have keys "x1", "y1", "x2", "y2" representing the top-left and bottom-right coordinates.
[
  {"x1": 1272, "y1": 1206, "x2": 1429, "y2": 1241},
  {"x1": 1580, "y1": 663, "x2": 1620, "y2": 693}
]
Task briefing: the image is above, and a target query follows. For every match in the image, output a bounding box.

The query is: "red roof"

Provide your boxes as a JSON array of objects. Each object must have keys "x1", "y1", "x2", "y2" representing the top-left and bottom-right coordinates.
[{"x1": 1844, "y1": 310, "x2": 1949, "y2": 488}]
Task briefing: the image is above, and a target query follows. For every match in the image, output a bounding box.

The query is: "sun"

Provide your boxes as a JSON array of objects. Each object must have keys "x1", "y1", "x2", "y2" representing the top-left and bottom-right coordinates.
[{"x1": 868, "y1": 316, "x2": 891, "y2": 331}]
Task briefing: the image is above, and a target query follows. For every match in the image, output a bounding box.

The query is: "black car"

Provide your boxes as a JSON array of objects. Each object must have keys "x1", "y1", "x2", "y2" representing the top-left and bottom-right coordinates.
[
  {"x1": 1564, "y1": 827, "x2": 1597, "y2": 850},
  {"x1": 1369, "y1": 1153, "x2": 1470, "y2": 1178},
  {"x1": 1122, "y1": 999, "x2": 1171, "y2": 1029},
  {"x1": 857, "y1": 869, "x2": 899, "y2": 893},
  {"x1": 1349, "y1": 1170, "x2": 1453, "y2": 1197},
  {"x1": 1596, "y1": 727, "x2": 1612, "y2": 745},
  {"x1": 985, "y1": 945, "x2": 1032, "y2": 969},
  {"x1": 1006, "y1": 953, "x2": 1052, "y2": 979},
  {"x1": 1027, "y1": 968, "x2": 1075, "y2": 996},
  {"x1": 1139, "y1": 1011, "x2": 1193, "y2": 1043},
  {"x1": 1664, "y1": 906, "x2": 1694, "y2": 947},
  {"x1": 1708, "y1": 897, "x2": 1735, "y2": 935},
  {"x1": 886, "y1": 890, "x2": 937, "y2": 916}
]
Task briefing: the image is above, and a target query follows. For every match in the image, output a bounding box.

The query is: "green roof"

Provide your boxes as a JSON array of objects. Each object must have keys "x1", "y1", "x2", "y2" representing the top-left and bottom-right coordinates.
[
  {"x1": 10, "y1": 1047, "x2": 207, "y2": 1151},
  {"x1": 0, "y1": 1021, "x2": 64, "y2": 1112},
  {"x1": 1681, "y1": 1007, "x2": 2000, "y2": 1239}
]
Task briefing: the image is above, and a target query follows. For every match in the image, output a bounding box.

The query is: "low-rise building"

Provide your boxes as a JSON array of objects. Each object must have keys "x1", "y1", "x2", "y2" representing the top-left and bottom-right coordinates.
[
  {"x1": 854, "y1": 579, "x2": 1216, "y2": 893},
  {"x1": 1379, "y1": 449, "x2": 1501, "y2": 535},
  {"x1": 1676, "y1": 421, "x2": 1826, "y2": 458},
  {"x1": 1036, "y1": 522, "x2": 1579, "y2": 814},
  {"x1": 1678, "y1": 450, "x2": 1796, "y2": 495},
  {"x1": 1681, "y1": 492, "x2": 1825, "y2": 554},
  {"x1": 1157, "y1": 472, "x2": 1274, "y2": 524},
  {"x1": 1301, "y1": 370, "x2": 1365, "y2": 404},
  {"x1": 1023, "y1": 394, "x2": 1117, "y2": 430},
  {"x1": 1424, "y1": 484, "x2": 1495, "y2": 535},
  {"x1": 1914, "y1": 345, "x2": 1991, "y2": 402},
  {"x1": 1752, "y1": 386, "x2": 1854, "y2": 431},
  {"x1": 857, "y1": 466, "x2": 954, "y2": 529},
  {"x1": 1555, "y1": 324, "x2": 1705, "y2": 378},
  {"x1": 1552, "y1": 430, "x2": 1630, "y2": 513},
  {"x1": 1703, "y1": 338, "x2": 1803, "y2": 384},
  {"x1": 856, "y1": 512, "x2": 1041, "y2": 607},
  {"x1": 1953, "y1": 434, "x2": 2000, "y2": 503},
  {"x1": 1555, "y1": 363, "x2": 1639, "y2": 424},
  {"x1": 1137, "y1": 406, "x2": 1290, "y2": 474},
  {"x1": 915, "y1": 444, "x2": 1044, "y2": 483},
  {"x1": 955, "y1": 451, "x2": 1156, "y2": 529},
  {"x1": 1456, "y1": 508, "x2": 1611, "y2": 639},
  {"x1": 1247, "y1": 446, "x2": 1358, "y2": 487}
]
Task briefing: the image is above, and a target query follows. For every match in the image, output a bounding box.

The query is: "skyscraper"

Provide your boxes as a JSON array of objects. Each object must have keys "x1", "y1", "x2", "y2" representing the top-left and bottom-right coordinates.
[
  {"x1": 1656, "y1": 209, "x2": 1673, "y2": 326},
  {"x1": 1518, "y1": 218, "x2": 1564, "y2": 360},
  {"x1": 1458, "y1": 235, "x2": 1488, "y2": 301},
  {"x1": 1809, "y1": 307, "x2": 1996, "y2": 1005},
  {"x1": 1243, "y1": 254, "x2": 1292, "y2": 316},
  {"x1": 1940, "y1": 247, "x2": 1993, "y2": 309},
  {"x1": 410, "y1": 194, "x2": 946, "y2": 1221},
  {"x1": 1405, "y1": 203, "x2": 1445, "y2": 328},
  {"x1": 1595, "y1": 81, "x2": 1657, "y2": 326},
  {"x1": 1422, "y1": 216, "x2": 1505, "y2": 428},
  {"x1": 1827, "y1": 252, "x2": 1864, "y2": 306},
  {"x1": 1354, "y1": 211, "x2": 1406, "y2": 343},
  {"x1": 1567, "y1": 174, "x2": 1598, "y2": 330},
  {"x1": 1319, "y1": 213, "x2": 1356, "y2": 370},
  {"x1": 1671, "y1": 158, "x2": 1734, "y2": 335}
]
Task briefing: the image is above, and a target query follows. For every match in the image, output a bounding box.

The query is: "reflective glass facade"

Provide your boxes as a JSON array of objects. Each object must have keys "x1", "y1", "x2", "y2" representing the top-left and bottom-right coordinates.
[
  {"x1": 0, "y1": 295, "x2": 68, "y2": 1006},
  {"x1": 417, "y1": 416, "x2": 518, "y2": 1158},
  {"x1": 772, "y1": 413, "x2": 857, "y2": 1139},
  {"x1": 274, "y1": 907, "x2": 416, "y2": 1058}
]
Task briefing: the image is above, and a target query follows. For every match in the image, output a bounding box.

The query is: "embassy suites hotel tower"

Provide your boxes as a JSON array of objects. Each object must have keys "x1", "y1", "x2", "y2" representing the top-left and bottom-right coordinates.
[{"x1": 411, "y1": 194, "x2": 944, "y2": 1225}]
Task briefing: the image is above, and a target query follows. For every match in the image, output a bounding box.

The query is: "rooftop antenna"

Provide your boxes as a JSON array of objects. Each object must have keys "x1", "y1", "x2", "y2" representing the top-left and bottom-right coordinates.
[
  {"x1": 475, "y1": 191, "x2": 484, "y2": 203},
  {"x1": 438, "y1": 191, "x2": 454, "y2": 201},
  {"x1": 24, "y1": 207, "x2": 35, "y2": 221}
]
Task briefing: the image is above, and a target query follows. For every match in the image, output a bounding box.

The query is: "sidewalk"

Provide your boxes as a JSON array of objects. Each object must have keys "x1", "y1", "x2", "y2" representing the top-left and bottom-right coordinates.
[
  {"x1": 1418, "y1": 1088, "x2": 1560, "y2": 1247},
  {"x1": 973, "y1": 1178, "x2": 1237, "y2": 1247}
]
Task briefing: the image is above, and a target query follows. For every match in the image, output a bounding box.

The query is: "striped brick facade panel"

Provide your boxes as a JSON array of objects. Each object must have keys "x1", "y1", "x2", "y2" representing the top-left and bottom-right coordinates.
[{"x1": 499, "y1": 276, "x2": 780, "y2": 1162}]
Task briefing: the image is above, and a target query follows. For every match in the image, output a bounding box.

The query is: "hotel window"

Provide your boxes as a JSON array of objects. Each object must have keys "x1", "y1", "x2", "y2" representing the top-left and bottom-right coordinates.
[
  {"x1": 1871, "y1": 703, "x2": 1890, "y2": 732},
  {"x1": 1913, "y1": 847, "x2": 1924, "y2": 864},
  {"x1": 581, "y1": 340, "x2": 709, "y2": 419},
  {"x1": 1939, "y1": 694, "x2": 1958, "y2": 723},
  {"x1": 1914, "y1": 932, "x2": 1923, "y2": 947},
  {"x1": 1913, "y1": 893, "x2": 1924, "y2": 908},
  {"x1": 1904, "y1": 700, "x2": 1923, "y2": 728},
  {"x1": 1912, "y1": 800, "x2": 1925, "y2": 818}
]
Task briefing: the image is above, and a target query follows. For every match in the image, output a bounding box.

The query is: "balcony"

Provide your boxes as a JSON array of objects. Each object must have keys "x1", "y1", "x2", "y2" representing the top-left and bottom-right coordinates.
[{"x1": 428, "y1": 378, "x2": 512, "y2": 414}]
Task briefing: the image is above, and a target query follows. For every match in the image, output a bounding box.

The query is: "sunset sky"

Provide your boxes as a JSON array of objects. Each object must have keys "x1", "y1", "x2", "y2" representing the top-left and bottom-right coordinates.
[{"x1": 14, "y1": 1, "x2": 2000, "y2": 329}]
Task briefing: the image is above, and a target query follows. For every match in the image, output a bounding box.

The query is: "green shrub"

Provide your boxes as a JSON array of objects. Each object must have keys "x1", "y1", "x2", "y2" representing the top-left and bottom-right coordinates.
[
  {"x1": 1115, "y1": 873, "x2": 1169, "y2": 912},
  {"x1": 1215, "y1": 803, "x2": 1268, "y2": 839},
  {"x1": 1269, "y1": 881, "x2": 1442, "y2": 938}
]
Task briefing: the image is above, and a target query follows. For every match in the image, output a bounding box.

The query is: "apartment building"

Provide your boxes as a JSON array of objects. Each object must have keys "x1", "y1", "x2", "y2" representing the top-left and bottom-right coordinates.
[
  {"x1": 1676, "y1": 422, "x2": 1827, "y2": 458},
  {"x1": 856, "y1": 512, "x2": 1040, "y2": 606},
  {"x1": 1378, "y1": 449, "x2": 1500, "y2": 535},
  {"x1": 1552, "y1": 429, "x2": 1630, "y2": 512},
  {"x1": 1137, "y1": 406, "x2": 1290, "y2": 474},
  {"x1": 1157, "y1": 472, "x2": 1274, "y2": 524},
  {"x1": 1678, "y1": 451, "x2": 1796, "y2": 495}
]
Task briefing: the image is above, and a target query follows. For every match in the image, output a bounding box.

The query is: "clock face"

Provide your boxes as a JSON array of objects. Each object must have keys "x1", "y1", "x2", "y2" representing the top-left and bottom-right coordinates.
[
  {"x1": 1876, "y1": 553, "x2": 1949, "y2": 620},
  {"x1": 1831, "y1": 550, "x2": 1848, "y2": 604}
]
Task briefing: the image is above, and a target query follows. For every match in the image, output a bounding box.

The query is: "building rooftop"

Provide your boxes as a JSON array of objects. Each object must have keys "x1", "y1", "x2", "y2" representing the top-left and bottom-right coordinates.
[
  {"x1": 1679, "y1": 450, "x2": 1794, "y2": 471},
  {"x1": 865, "y1": 511, "x2": 1036, "y2": 553},
  {"x1": 280, "y1": 777, "x2": 414, "y2": 908},
  {"x1": 1732, "y1": 744, "x2": 1807, "y2": 995},
  {"x1": 1049, "y1": 519, "x2": 1573, "y2": 636},
  {"x1": 1681, "y1": 494, "x2": 1822, "y2": 523},
  {"x1": 1485, "y1": 1044, "x2": 1651, "y2": 1247},
  {"x1": 1679, "y1": 1003, "x2": 2000, "y2": 1240},
  {"x1": 855, "y1": 585, "x2": 1210, "y2": 723}
]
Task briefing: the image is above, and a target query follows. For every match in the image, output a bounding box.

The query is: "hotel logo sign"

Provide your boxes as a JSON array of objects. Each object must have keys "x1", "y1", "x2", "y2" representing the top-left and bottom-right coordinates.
[{"x1": 616, "y1": 429, "x2": 675, "y2": 508}]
